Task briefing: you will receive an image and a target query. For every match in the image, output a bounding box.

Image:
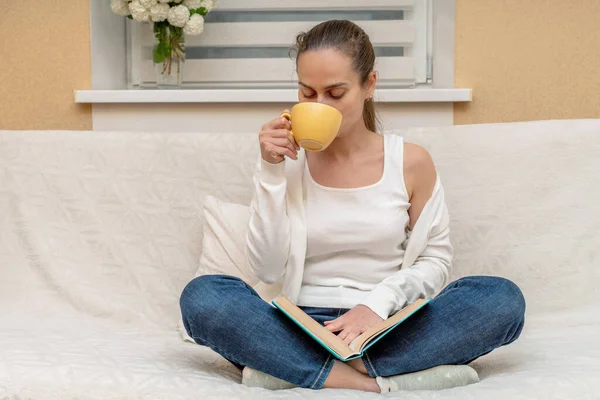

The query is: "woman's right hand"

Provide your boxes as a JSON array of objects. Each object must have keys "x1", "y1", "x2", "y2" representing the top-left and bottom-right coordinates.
[{"x1": 259, "y1": 110, "x2": 300, "y2": 164}]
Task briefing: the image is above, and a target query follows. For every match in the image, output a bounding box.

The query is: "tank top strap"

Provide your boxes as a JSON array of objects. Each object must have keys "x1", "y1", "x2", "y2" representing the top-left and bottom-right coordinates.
[{"x1": 382, "y1": 134, "x2": 409, "y2": 199}]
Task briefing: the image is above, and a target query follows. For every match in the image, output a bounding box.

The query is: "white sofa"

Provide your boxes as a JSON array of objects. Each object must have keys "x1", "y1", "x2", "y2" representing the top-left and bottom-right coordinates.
[{"x1": 1, "y1": 119, "x2": 599, "y2": 400}]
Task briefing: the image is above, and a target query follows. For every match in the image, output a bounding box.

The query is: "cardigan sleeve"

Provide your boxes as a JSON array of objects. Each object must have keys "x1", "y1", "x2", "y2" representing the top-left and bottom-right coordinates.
[{"x1": 244, "y1": 158, "x2": 291, "y2": 284}]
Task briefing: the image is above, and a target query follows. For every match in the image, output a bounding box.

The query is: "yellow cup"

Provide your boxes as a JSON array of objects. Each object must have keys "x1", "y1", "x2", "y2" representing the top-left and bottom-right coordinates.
[{"x1": 280, "y1": 102, "x2": 343, "y2": 152}]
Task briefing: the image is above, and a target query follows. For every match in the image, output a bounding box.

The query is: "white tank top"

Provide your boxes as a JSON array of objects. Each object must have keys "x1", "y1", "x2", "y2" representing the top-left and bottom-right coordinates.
[{"x1": 297, "y1": 134, "x2": 411, "y2": 309}]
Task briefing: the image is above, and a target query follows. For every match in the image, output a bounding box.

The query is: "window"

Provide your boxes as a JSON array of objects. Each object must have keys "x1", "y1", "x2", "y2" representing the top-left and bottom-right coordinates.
[{"x1": 127, "y1": 0, "x2": 432, "y2": 89}]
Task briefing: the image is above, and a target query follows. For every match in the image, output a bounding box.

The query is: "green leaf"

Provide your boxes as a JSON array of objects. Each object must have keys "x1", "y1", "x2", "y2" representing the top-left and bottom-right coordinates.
[
  {"x1": 153, "y1": 47, "x2": 166, "y2": 63},
  {"x1": 151, "y1": 19, "x2": 187, "y2": 64},
  {"x1": 164, "y1": 44, "x2": 172, "y2": 58},
  {"x1": 154, "y1": 44, "x2": 165, "y2": 63},
  {"x1": 153, "y1": 33, "x2": 172, "y2": 64},
  {"x1": 153, "y1": 21, "x2": 168, "y2": 34},
  {"x1": 190, "y1": 7, "x2": 207, "y2": 16}
]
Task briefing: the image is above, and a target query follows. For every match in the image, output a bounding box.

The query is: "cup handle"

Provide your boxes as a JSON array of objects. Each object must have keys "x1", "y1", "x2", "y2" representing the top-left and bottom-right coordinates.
[{"x1": 280, "y1": 111, "x2": 296, "y2": 143}]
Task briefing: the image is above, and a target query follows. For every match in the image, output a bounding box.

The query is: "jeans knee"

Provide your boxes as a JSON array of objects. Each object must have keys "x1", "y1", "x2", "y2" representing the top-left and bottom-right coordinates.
[
  {"x1": 179, "y1": 274, "x2": 243, "y2": 337},
  {"x1": 461, "y1": 276, "x2": 526, "y2": 329},
  {"x1": 496, "y1": 277, "x2": 526, "y2": 320},
  {"x1": 483, "y1": 277, "x2": 526, "y2": 342}
]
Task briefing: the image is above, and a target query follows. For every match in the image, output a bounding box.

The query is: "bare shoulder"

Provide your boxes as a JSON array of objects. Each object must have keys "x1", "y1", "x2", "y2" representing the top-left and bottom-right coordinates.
[
  {"x1": 403, "y1": 142, "x2": 437, "y2": 199},
  {"x1": 403, "y1": 143, "x2": 434, "y2": 171}
]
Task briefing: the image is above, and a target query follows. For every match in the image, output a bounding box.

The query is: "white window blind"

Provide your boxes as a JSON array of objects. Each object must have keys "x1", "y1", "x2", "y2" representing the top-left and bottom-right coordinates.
[{"x1": 128, "y1": 0, "x2": 430, "y2": 89}]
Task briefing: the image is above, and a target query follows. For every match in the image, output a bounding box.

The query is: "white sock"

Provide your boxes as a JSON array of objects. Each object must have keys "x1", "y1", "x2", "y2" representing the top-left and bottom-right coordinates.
[
  {"x1": 376, "y1": 365, "x2": 479, "y2": 393},
  {"x1": 241, "y1": 367, "x2": 297, "y2": 390}
]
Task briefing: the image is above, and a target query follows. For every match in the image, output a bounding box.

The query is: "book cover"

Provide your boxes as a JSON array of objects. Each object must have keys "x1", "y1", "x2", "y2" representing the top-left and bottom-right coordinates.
[{"x1": 272, "y1": 297, "x2": 431, "y2": 361}]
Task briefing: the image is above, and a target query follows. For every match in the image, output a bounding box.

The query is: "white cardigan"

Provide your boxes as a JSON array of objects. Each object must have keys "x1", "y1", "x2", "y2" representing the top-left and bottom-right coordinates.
[{"x1": 245, "y1": 140, "x2": 453, "y2": 320}]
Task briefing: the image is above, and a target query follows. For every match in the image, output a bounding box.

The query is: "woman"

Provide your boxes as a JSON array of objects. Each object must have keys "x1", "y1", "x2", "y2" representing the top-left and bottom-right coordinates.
[{"x1": 180, "y1": 20, "x2": 526, "y2": 393}]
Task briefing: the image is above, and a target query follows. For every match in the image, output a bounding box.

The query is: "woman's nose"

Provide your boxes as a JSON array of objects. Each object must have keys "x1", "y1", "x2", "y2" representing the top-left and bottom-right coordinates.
[{"x1": 316, "y1": 96, "x2": 331, "y2": 106}]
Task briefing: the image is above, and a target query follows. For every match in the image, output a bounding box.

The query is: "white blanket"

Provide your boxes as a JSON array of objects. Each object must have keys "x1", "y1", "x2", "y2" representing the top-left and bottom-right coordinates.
[{"x1": 1, "y1": 119, "x2": 599, "y2": 399}]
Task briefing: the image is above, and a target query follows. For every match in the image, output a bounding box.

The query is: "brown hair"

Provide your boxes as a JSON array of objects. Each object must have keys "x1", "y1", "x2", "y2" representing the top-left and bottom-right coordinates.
[{"x1": 291, "y1": 20, "x2": 380, "y2": 132}]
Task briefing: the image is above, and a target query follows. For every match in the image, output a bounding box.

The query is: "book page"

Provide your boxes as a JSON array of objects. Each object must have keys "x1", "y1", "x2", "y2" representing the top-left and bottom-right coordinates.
[
  {"x1": 273, "y1": 297, "x2": 357, "y2": 359},
  {"x1": 350, "y1": 298, "x2": 429, "y2": 353}
]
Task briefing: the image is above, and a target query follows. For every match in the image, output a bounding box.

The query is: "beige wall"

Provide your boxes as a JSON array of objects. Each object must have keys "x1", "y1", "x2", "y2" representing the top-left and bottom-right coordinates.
[
  {"x1": 0, "y1": 1, "x2": 92, "y2": 130},
  {"x1": 454, "y1": 0, "x2": 600, "y2": 125}
]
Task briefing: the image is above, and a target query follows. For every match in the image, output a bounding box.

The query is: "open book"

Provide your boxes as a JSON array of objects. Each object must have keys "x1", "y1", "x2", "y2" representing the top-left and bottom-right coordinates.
[{"x1": 272, "y1": 296, "x2": 431, "y2": 361}]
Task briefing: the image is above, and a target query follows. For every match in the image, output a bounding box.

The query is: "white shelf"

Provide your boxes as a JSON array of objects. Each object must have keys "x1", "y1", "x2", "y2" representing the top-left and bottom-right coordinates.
[{"x1": 75, "y1": 88, "x2": 471, "y2": 104}]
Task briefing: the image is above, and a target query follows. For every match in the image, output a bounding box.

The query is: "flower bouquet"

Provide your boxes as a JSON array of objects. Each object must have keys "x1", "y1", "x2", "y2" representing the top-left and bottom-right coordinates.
[{"x1": 111, "y1": 0, "x2": 218, "y2": 87}]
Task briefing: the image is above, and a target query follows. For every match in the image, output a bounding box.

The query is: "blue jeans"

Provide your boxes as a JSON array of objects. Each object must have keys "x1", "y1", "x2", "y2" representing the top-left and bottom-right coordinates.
[{"x1": 180, "y1": 274, "x2": 525, "y2": 389}]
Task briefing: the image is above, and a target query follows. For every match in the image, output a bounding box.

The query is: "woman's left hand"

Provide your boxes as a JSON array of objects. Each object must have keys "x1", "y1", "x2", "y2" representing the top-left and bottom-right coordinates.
[{"x1": 324, "y1": 305, "x2": 384, "y2": 345}]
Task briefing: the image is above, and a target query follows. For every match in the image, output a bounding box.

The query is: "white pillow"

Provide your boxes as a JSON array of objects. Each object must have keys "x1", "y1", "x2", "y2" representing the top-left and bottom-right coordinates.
[
  {"x1": 193, "y1": 195, "x2": 258, "y2": 286},
  {"x1": 178, "y1": 195, "x2": 281, "y2": 342}
]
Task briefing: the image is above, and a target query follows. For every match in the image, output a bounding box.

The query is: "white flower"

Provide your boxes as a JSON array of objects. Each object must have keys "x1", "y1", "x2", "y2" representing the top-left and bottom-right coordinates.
[
  {"x1": 150, "y1": 3, "x2": 169, "y2": 22},
  {"x1": 200, "y1": 0, "x2": 217, "y2": 12},
  {"x1": 167, "y1": 5, "x2": 190, "y2": 27},
  {"x1": 158, "y1": 0, "x2": 170, "y2": 3},
  {"x1": 173, "y1": 0, "x2": 183, "y2": 3},
  {"x1": 139, "y1": 0, "x2": 157, "y2": 8},
  {"x1": 183, "y1": 0, "x2": 202, "y2": 9},
  {"x1": 129, "y1": 1, "x2": 150, "y2": 22},
  {"x1": 111, "y1": 0, "x2": 131, "y2": 16},
  {"x1": 184, "y1": 14, "x2": 205, "y2": 35}
]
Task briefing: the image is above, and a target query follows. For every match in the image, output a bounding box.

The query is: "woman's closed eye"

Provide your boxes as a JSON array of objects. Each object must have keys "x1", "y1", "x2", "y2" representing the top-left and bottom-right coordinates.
[
  {"x1": 301, "y1": 90, "x2": 345, "y2": 100},
  {"x1": 329, "y1": 90, "x2": 345, "y2": 99}
]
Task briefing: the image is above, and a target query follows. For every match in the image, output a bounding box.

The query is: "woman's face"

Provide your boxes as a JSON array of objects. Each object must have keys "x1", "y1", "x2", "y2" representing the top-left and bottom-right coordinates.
[{"x1": 296, "y1": 48, "x2": 376, "y2": 136}]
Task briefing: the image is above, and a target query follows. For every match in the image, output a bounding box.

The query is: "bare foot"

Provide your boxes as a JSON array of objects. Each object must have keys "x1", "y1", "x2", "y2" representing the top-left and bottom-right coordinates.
[
  {"x1": 345, "y1": 358, "x2": 369, "y2": 374},
  {"x1": 322, "y1": 361, "x2": 380, "y2": 393}
]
